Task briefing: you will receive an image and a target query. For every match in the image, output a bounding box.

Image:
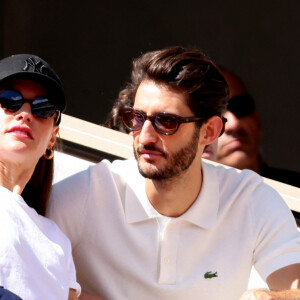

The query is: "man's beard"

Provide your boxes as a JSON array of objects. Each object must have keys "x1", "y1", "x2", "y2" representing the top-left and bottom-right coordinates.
[{"x1": 134, "y1": 127, "x2": 200, "y2": 181}]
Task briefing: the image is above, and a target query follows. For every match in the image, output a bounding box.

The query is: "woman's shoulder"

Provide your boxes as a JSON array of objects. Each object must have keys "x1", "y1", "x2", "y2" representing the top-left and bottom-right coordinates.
[{"x1": 38, "y1": 214, "x2": 72, "y2": 249}]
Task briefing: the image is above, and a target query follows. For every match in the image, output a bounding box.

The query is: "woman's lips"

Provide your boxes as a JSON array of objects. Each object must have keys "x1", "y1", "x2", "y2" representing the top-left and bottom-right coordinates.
[{"x1": 7, "y1": 126, "x2": 33, "y2": 139}]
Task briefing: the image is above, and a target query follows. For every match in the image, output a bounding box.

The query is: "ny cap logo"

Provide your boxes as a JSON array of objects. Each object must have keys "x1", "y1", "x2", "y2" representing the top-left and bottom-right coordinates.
[{"x1": 23, "y1": 57, "x2": 48, "y2": 75}]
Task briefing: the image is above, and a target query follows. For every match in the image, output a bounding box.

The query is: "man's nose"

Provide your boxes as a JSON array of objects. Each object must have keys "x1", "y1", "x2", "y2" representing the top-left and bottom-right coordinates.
[
  {"x1": 137, "y1": 119, "x2": 158, "y2": 144},
  {"x1": 223, "y1": 110, "x2": 241, "y2": 133}
]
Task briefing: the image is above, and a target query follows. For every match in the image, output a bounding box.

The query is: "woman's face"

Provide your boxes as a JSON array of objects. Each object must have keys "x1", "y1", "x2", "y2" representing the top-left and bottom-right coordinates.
[{"x1": 0, "y1": 79, "x2": 59, "y2": 167}]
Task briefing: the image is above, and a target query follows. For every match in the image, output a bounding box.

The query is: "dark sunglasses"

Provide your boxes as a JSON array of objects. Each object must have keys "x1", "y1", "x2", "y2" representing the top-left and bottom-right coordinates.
[
  {"x1": 120, "y1": 106, "x2": 206, "y2": 135},
  {"x1": 227, "y1": 94, "x2": 256, "y2": 118},
  {"x1": 0, "y1": 89, "x2": 60, "y2": 123}
]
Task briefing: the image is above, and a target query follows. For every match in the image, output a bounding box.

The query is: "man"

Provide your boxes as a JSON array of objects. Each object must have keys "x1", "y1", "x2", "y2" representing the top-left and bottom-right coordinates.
[
  {"x1": 48, "y1": 46, "x2": 300, "y2": 300},
  {"x1": 217, "y1": 68, "x2": 300, "y2": 187}
]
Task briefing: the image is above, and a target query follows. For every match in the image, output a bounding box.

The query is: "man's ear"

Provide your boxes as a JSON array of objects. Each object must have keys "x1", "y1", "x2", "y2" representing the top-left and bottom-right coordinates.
[{"x1": 200, "y1": 116, "x2": 223, "y2": 146}]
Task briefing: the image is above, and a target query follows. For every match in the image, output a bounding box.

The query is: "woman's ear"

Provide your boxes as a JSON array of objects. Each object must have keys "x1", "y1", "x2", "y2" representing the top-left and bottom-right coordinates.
[
  {"x1": 48, "y1": 126, "x2": 59, "y2": 149},
  {"x1": 200, "y1": 116, "x2": 223, "y2": 146}
]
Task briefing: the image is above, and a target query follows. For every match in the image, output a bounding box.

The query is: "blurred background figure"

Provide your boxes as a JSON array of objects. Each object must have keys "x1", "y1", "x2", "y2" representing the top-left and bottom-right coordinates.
[
  {"x1": 105, "y1": 88, "x2": 132, "y2": 134},
  {"x1": 202, "y1": 140, "x2": 218, "y2": 161},
  {"x1": 217, "y1": 68, "x2": 299, "y2": 188}
]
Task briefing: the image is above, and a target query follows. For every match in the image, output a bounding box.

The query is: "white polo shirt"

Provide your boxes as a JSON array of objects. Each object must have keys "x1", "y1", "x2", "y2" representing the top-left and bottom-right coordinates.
[{"x1": 48, "y1": 158, "x2": 300, "y2": 300}]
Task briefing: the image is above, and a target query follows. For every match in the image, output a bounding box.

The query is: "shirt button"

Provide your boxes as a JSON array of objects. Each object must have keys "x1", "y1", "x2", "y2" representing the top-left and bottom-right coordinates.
[{"x1": 164, "y1": 257, "x2": 170, "y2": 264}]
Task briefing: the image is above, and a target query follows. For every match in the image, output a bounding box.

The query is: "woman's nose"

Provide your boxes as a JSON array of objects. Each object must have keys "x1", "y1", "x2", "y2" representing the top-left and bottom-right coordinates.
[{"x1": 16, "y1": 103, "x2": 33, "y2": 123}]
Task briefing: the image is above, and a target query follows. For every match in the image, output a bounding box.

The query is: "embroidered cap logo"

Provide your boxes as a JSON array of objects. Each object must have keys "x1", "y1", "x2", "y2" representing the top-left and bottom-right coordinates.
[{"x1": 23, "y1": 57, "x2": 48, "y2": 76}]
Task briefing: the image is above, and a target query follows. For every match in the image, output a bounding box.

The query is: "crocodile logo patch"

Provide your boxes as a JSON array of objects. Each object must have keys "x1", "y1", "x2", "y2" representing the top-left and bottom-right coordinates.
[{"x1": 204, "y1": 271, "x2": 218, "y2": 279}]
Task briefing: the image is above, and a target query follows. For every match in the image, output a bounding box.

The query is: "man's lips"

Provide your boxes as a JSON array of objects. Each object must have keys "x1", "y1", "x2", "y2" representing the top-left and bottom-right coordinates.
[
  {"x1": 137, "y1": 145, "x2": 166, "y2": 159},
  {"x1": 139, "y1": 149, "x2": 163, "y2": 159},
  {"x1": 222, "y1": 138, "x2": 246, "y2": 151},
  {"x1": 7, "y1": 126, "x2": 33, "y2": 139},
  {"x1": 202, "y1": 150, "x2": 213, "y2": 158}
]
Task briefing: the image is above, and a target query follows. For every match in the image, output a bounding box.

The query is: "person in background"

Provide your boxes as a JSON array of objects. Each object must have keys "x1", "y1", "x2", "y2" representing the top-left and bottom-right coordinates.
[
  {"x1": 202, "y1": 139, "x2": 218, "y2": 161},
  {"x1": 217, "y1": 68, "x2": 300, "y2": 187},
  {"x1": 49, "y1": 46, "x2": 300, "y2": 300},
  {"x1": 0, "y1": 54, "x2": 80, "y2": 300}
]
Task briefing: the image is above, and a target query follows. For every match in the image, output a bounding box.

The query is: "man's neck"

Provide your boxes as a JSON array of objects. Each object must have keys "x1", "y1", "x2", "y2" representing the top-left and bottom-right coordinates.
[{"x1": 145, "y1": 162, "x2": 203, "y2": 217}]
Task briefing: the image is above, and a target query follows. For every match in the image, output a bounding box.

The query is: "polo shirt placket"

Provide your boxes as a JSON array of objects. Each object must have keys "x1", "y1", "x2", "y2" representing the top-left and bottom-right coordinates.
[{"x1": 157, "y1": 218, "x2": 180, "y2": 284}]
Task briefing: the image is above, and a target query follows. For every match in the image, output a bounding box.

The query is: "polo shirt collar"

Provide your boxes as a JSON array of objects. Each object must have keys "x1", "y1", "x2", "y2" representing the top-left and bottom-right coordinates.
[
  {"x1": 180, "y1": 161, "x2": 220, "y2": 229},
  {"x1": 125, "y1": 160, "x2": 220, "y2": 230},
  {"x1": 125, "y1": 164, "x2": 155, "y2": 223}
]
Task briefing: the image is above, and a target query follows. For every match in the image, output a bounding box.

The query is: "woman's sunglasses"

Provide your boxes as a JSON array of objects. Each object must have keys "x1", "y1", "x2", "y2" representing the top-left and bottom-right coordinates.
[
  {"x1": 120, "y1": 106, "x2": 206, "y2": 136},
  {"x1": 0, "y1": 89, "x2": 60, "y2": 122}
]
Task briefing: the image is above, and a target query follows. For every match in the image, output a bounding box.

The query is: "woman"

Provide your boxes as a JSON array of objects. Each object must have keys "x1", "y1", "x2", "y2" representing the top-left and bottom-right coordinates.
[{"x1": 0, "y1": 54, "x2": 80, "y2": 300}]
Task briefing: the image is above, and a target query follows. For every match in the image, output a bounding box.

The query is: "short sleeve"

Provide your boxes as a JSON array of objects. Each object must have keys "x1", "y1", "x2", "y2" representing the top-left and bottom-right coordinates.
[
  {"x1": 251, "y1": 184, "x2": 300, "y2": 280},
  {"x1": 65, "y1": 238, "x2": 81, "y2": 296},
  {"x1": 47, "y1": 167, "x2": 92, "y2": 249}
]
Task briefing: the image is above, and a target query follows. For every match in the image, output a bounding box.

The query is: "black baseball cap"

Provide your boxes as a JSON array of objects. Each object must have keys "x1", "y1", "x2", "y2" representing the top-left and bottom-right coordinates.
[
  {"x1": 0, "y1": 54, "x2": 66, "y2": 112},
  {"x1": 0, "y1": 286, "x2": 22, "y2": 299}
]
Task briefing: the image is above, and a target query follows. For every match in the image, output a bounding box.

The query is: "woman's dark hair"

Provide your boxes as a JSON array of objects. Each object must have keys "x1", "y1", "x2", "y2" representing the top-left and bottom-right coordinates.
[
  {"x1": 21, "y1": 135, "x2": 61, "y2": 216},
  {"x1": 105, "y1": 46, "x2": 229, "y2": 130},
  {"x1": 22, "y1": 156, "x2": 54, "y2": 216}
]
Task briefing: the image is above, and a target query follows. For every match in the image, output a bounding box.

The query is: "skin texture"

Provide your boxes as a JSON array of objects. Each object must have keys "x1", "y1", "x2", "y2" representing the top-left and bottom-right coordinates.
[
  {"x1": 239, "y1": 289, "x2": 300, "y2": 300},
  {"x1": 239, "y1": 265, "x2": 300, "y2": 299},
  {"x1": 217, "y1": 70, "x2": 263, "y2": 172},
  {"x1": 133, "y1": 115, "x2": 201, "y2": 181},
  {"x1": 79, "y1": 291, "x2": 105, "y2": 300},
  {"x1": 133, "y1": 82, "x2": 201, "y2": 181},
  {"x1": 69, "y1": 289, "x2": 80, "y2": 300},
  {"x1": 0, "y1": 79, "x2": 58, "y2": 194}
]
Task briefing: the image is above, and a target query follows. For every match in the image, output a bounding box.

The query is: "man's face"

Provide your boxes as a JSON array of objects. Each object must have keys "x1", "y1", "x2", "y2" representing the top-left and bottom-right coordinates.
[
  {"x1": 217, "y1": 103, "x2": 262, "y2": 170},
  {"x1": 132, "y1": 80, "x2": 202, "y2": 181}
]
